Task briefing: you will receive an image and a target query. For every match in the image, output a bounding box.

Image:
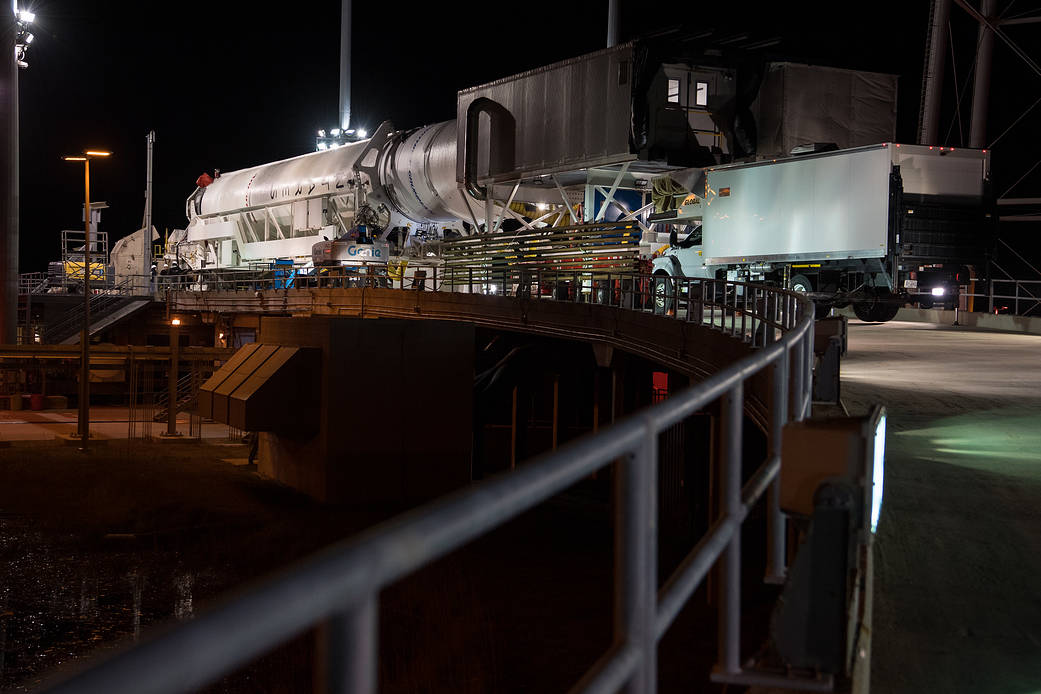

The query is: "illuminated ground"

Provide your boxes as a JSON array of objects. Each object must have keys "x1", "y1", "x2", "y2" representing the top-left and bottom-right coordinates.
[{"x1": 841, "y1": 320, "x2": 1041, "y2": 694}]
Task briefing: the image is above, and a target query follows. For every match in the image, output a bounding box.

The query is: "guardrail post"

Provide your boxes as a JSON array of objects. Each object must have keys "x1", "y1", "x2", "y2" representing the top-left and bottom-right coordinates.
[
  {"x1": 791, "y1": 337, "x2": 805, "y2": 422},
  {"x1": 717, "y1": 381, "x2": 743, "y2": 676},
  {"x1": 766, "y1": 352, "x2": 788, "y2": 583},
  {"x1": 740, "y1": 286, "x2": 747, "y2": 339},
  {"x1": 615, "y1": 428, "x2": 657, "y2": 694},
  {"x1": 320, "y1": 596, "x2": 378, "y2": 694},
  {"x1": 803, "y1": 323, "x2": 814, "y2": 420}
]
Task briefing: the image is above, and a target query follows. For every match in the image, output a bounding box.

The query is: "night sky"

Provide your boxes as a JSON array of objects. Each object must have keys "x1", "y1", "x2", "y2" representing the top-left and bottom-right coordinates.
[{"x1": 16, "y1": 0, "x2": 1041, "y2": 272}]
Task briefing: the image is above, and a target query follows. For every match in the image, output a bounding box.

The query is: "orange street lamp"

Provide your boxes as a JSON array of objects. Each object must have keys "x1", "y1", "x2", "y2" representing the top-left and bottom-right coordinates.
[{"x1": 63, "y1": 150, "x2": 112, "y2": 452}]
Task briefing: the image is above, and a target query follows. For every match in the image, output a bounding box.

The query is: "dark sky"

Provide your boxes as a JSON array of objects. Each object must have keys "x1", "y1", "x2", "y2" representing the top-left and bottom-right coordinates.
[{"x1": 16, "y1": 0, "x2": 1041, "y2": 272}]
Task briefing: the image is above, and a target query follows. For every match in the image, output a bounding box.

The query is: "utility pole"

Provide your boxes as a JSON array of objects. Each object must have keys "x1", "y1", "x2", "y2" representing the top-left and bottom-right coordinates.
[
  {"x1": 144, "y1": 131, "x2": 155, "y2": 294},
  {"x1": 0, "y1": 8, "x2": 19, "y2": 344},
  {"x1": 166, "y1": 318, "x2": 180, "y2": 437},
  {"x1": 79, "y1": 162, "x2": 91, "y2": 450}
]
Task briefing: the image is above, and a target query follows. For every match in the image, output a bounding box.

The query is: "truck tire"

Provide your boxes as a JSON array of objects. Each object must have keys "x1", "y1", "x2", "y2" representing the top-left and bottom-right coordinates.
[
  {"x1": 871, "y1": 301, "x2": 900, "y2": 322},
  {"x1": 653, "y1": 272, "x2": 673, "y2": 315},
  {"x1": 853, "y1": 296, "x2": 900, "y2": 323},
  {"x1": 852, "y1": 302, "x2": 876, "y2": 322},
  {"x1": 790, "y1": 273, "x2": 813, "y2": 293},
  {"x1": 790, "y1": 273, "x2": 832, "y2": 318}
]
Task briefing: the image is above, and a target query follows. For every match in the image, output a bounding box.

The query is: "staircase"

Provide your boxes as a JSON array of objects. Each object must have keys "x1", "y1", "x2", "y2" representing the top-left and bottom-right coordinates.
[
  {"x1": 43, "y1": 280, "x2": 151, "y2": 344},
  {"x1": 153, "y1": 372, "x2": 199, "y2": 422}
]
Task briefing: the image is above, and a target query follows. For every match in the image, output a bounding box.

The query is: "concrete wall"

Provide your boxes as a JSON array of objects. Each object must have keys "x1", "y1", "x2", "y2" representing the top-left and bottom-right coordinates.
[{"x1": 258, "y1": 316, "x2": 475, "y2": 506}]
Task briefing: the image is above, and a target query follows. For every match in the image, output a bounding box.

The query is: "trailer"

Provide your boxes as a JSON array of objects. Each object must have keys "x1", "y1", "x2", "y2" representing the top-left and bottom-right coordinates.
[{"x1": 649, "y1": 143, "x2": 992, "y2": 321}]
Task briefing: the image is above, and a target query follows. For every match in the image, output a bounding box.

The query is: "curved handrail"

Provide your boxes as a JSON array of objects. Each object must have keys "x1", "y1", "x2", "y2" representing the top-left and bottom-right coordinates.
[{"x1": 46, "y1": 277, "x2": 815, "y2": 694}]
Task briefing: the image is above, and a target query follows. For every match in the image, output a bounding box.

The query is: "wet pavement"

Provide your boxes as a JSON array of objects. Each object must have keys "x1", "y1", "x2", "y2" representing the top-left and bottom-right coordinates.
[
  {"x1": 0, "y1": 442, "x2": 384, "y2": 692},
  {"x1": 840, "y1": 320, "x2": 1041, "y2": 693}
]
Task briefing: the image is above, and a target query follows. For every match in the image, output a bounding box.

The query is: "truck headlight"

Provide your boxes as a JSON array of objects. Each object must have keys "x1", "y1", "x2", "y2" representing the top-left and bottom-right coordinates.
[{"x1": 931, "y1": 287, "x2": 945, "y2": 296}]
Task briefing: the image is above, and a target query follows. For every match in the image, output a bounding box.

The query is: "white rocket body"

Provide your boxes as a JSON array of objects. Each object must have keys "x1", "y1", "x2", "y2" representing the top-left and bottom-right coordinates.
[{"x1": 173, "y1": 119, "x2": 490, "y2": 270}]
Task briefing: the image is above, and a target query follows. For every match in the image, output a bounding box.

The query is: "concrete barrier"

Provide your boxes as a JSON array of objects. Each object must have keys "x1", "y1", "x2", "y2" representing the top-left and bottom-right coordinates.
[{"x1": 840, "y1": 307, "x2": 1041, "y2": 335}]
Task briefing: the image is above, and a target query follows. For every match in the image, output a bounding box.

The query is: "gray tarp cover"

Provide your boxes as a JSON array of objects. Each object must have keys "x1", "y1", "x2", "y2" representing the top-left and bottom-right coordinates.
[{"x1": 755, "y1": 62, "x2": 898, "y2": 156}]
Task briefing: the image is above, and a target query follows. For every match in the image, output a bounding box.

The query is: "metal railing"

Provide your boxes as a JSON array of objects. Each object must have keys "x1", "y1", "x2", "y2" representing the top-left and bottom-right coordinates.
[
  {"x1": 43, "y1": 278, "x2": 143, "y2": 343},
  {"x1": 48, "y1": 274, "x2": 816, "y2": 694},
  {"x1": 17, "y1": 271, "x2": 48, "y2": 295},
  {"x1": 157, "y1": 265, "x2": 800, "y2": 346},
  {"x1": 965, "y1": 278, "x2": 1041, "y2": 316},
  {"x1": 153, "y1": 372, "x2": 199, "y2": 422}
]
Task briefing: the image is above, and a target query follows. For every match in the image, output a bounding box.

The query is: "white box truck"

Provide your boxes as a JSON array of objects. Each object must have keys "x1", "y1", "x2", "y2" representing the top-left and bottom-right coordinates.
[{"x1": 649, "y1": 143, "x2": 992, "y2": 321}]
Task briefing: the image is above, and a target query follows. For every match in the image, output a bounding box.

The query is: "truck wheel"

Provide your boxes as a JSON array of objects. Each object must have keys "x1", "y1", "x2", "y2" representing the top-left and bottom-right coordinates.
[
  {"x1": 852, "y1": 302, "x2": 876, "y2": 322},
  {"x1": 790, "y1": 273, "x2": 829, "y2": 317},
  {"x1": 853, "y1": 297, "x2": 900, "y2": 323},
  {"x1": 653, "y1": 272, "x2": 673, "y2": 315},
  {"x1": 790, "y1": 273, "x2": 813, "y2": 293},
  {"x1": 870, "y1": 301, "x2": 900, "y2": 322}
]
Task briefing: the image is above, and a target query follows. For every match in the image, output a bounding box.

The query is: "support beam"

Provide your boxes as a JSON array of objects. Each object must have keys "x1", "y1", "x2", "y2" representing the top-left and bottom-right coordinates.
[
  {"x1": 919, "y1": 0, "x2": 952, "y2": 145},
  {"x1": 503, "y1": 207, "x2": 558, "y2": 232},
  {"x1": 594, "y1": 162, "x2": 631, "y2": 222},
  {"x1": 607, "y1": 0, "x2": 620, "y2": 47},
  {"x1": 953, "y1": 0, "x2": 1041, "y2": 78},
  {"x1": 969, "y1": 0, "x2": 996, "y2": 148},
  {"x1": 552, "y1": 175, "x2": 578, "y2": 224},
  {"x1": 492, "y1": 181, "x2": 520, "y2": 233},
  {"x1": 998, "y1": 15, "x2": 1041, "y2": 25}
]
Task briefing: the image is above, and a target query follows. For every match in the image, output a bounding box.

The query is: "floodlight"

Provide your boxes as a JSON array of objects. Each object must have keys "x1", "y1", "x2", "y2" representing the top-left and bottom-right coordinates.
[
  {"x1": 171, "y1": 318, "x2": 181, "y2": 326},
  {"x1": 16, "y1": 9, "x2": 34, "y2": 23},
  {"x1": 357, "y1": 128, "x2": 367, "y2": 138},
  {"x1": 931, "y1": 286, "x2": 945, "y2": 296}
]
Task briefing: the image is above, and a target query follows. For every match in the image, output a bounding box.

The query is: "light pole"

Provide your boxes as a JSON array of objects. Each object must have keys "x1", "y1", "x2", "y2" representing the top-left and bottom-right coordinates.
[
  {"x1": 63, "y1": 150, "x2": 111, "y2": 451},
  {"x1": 1, "y1": 7, "x2": 34, "y2": 344},
  {"x1": 166, "y1": 317, "x2": 181, "y2": 438}
]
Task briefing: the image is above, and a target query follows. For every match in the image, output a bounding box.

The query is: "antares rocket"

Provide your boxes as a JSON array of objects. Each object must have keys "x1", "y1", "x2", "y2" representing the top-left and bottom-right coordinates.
[{"x1": 169, "y1": 119, "x2": 494, "y2": 271}]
